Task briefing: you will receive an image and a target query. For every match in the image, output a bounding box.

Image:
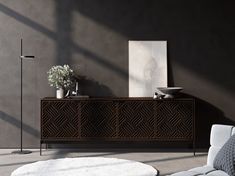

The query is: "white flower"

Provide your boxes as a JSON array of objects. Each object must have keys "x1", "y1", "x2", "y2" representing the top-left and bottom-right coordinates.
[{"x1": 47, "y1": 65, "x2": 75, "y2": 89}]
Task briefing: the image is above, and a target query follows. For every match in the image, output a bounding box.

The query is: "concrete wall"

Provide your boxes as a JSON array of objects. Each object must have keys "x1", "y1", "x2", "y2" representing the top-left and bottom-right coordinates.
[{"x1": 0, "y1": 0, "x2": 235, "y2": 148}]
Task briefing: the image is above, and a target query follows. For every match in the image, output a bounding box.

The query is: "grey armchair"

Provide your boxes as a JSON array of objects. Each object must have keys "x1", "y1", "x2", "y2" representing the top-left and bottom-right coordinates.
[{"x1": 170, "y1": 124, "x2": 234, "y2": 176}]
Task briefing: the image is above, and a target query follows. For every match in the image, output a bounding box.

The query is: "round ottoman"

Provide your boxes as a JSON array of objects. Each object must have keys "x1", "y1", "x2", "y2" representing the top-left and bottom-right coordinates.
[{"x1": 11, "y1": 157, "x2": 158, "y2": 176}]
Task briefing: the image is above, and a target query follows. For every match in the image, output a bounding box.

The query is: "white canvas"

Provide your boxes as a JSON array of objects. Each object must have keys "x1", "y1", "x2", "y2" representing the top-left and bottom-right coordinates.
[{"x1": 129, "y1": 41, "x2": 167, "y2": 97}]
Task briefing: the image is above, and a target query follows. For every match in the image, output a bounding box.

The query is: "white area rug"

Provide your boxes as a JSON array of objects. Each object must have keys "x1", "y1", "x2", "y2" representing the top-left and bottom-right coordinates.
[{"x1": 11, "y1": 157, "x2": 158, "y2": 176}]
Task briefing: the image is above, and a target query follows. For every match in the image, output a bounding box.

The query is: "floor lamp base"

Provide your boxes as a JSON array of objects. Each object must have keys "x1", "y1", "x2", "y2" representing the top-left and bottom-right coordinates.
[{"x1": 12, "y1": 150, "x2": 32, "y2": 154}]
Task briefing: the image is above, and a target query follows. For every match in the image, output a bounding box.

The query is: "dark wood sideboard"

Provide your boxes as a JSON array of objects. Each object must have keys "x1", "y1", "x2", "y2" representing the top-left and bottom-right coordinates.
[{"x1": 40, "y1": 97, "x2": 195, "y2": 155}]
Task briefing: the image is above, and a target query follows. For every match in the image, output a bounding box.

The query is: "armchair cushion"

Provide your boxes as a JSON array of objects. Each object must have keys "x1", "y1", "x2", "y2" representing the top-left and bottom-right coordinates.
[
  {"x1": 207, "y1": 124, "x2": 234, "y2": 166},
  {"x1": 213, "y1": 134, "x2": 235, "y2": 176}
]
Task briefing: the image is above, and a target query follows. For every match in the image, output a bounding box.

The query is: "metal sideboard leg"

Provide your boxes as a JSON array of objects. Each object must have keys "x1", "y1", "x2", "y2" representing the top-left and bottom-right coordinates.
[
  {"x1": 193, "y1": 139, "x2": 196, "y2": 156},
  {"x1": 193, "y1": 128, "x2": 196, "y2": 156},
  {"x1": 40, "y1": 141, "x2": 42, "y2": 156}
]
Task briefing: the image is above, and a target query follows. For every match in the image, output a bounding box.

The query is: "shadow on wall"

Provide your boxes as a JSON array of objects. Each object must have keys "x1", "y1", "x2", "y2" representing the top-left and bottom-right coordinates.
[
  {"x1": 70, "y1": 0, "x2": 235, "y2": 98},
  {"x1": 55, "y1": 0, "x2": 72, "y2": 65},
  {"x1": 0, "y1": 2, "x2": 129, "y2": 82},
  {"x1": 71, "y1": 0, "x2": 161, "y2": 39},
  {"x1": 179, "y1": 93, "x2": 235, "y2": 148},
  {"x1": 72, "y1": 0, "x2": 235, "y2": 93},
  {"x1": 0, "y1": 2, "x2": 233, "y2": 95},
  {"x1": 73, "y1": 75, "x2": 114, "y2": 97},
  {"x1": 55, "y1": 0, "x2": 129, "y2": 85},
  {"x1": 0, "y1": 111, "x2": 39, "y2": 138}
]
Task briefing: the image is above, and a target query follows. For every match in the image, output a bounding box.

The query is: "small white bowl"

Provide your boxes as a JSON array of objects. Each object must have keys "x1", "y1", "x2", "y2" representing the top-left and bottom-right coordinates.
[{"x1": 156, "y1": 87, "x2": 183, "y2": 95}]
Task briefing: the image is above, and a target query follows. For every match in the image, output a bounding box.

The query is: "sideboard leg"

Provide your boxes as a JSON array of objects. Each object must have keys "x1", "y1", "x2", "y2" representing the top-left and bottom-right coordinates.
[
  {"x1": 193, "y1": 138, "x2": 196, "y2": 156},
  {"x1": 40, "y1": 142, "x2": 42, "y2": 156}
]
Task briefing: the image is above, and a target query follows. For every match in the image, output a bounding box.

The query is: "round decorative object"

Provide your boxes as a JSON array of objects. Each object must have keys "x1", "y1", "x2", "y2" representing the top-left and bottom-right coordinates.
[
  {"x1": 56, "y1": 88, "x2": 64, "y2": 99},
  {"x1": 11, "y1": 157, "x2": 158, "y2": 176}
]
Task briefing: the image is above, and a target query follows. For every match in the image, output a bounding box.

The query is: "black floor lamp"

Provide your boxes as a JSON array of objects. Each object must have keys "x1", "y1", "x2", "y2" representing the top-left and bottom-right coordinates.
[{"x1": 12, "y1": 39, "x2": 35, "y2": 154}]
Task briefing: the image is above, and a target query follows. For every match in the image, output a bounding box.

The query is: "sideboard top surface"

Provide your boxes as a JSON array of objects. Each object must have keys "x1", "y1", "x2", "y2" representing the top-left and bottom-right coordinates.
[{"x1": 42, "y1": 97, "x2": 195, "y2": 101}]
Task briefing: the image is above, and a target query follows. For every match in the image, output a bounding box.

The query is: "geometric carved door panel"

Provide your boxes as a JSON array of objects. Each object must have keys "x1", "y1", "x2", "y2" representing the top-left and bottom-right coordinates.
[
  {"x1": 41, "y1": 100, "x2": 80, "y2": 139},
  {"x1": 154, "y1": 100, "x2": 194, "y2": 140},
  {"x1": 41, "y1": 98, "x2": 194, "y2": 144},
  {"x1": 80, "y1": 101, "x2": 117, "y2": 139},
  {"x1": 118, "y1": 101, "x2": 155, "y2": 139}
]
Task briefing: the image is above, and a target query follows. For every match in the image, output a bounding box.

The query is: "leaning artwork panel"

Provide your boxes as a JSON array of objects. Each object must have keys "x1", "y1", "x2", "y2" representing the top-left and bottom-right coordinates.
[{"x1": 129, "y1": 41, "x2": 167, "y2": 97}]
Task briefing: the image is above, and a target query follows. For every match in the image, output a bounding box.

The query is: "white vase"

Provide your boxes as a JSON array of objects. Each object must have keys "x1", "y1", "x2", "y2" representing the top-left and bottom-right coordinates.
[{"x1": 56, "y1": 88, "x2": 64, "y2": 99}]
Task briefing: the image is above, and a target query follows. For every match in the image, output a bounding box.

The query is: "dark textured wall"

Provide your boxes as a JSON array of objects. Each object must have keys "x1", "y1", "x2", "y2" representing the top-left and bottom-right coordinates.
[{"x1": 0, "y1": 0, "x2": 235, "y2": 148}]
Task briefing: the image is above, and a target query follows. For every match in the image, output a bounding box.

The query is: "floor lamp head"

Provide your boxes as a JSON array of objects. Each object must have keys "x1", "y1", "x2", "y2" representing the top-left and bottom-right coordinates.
[{"x1": 20, "y1": 55, "x2": 35, "y2": 60}]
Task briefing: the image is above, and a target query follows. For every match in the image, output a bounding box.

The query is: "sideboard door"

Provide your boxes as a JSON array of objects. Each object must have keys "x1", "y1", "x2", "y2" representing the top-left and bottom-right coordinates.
[
  {"x1": 154, "y1": 100, "x2": 194, "y2": 141},
  {"x1": 80, "y1": 101, "x2": 117, "y2": 139},
  {"x1": 117, "y1": 100, "x2": 155, "y2": 140},
  {"x1": 41, "y1": 100, "x2": 80, "y2": 140}
]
